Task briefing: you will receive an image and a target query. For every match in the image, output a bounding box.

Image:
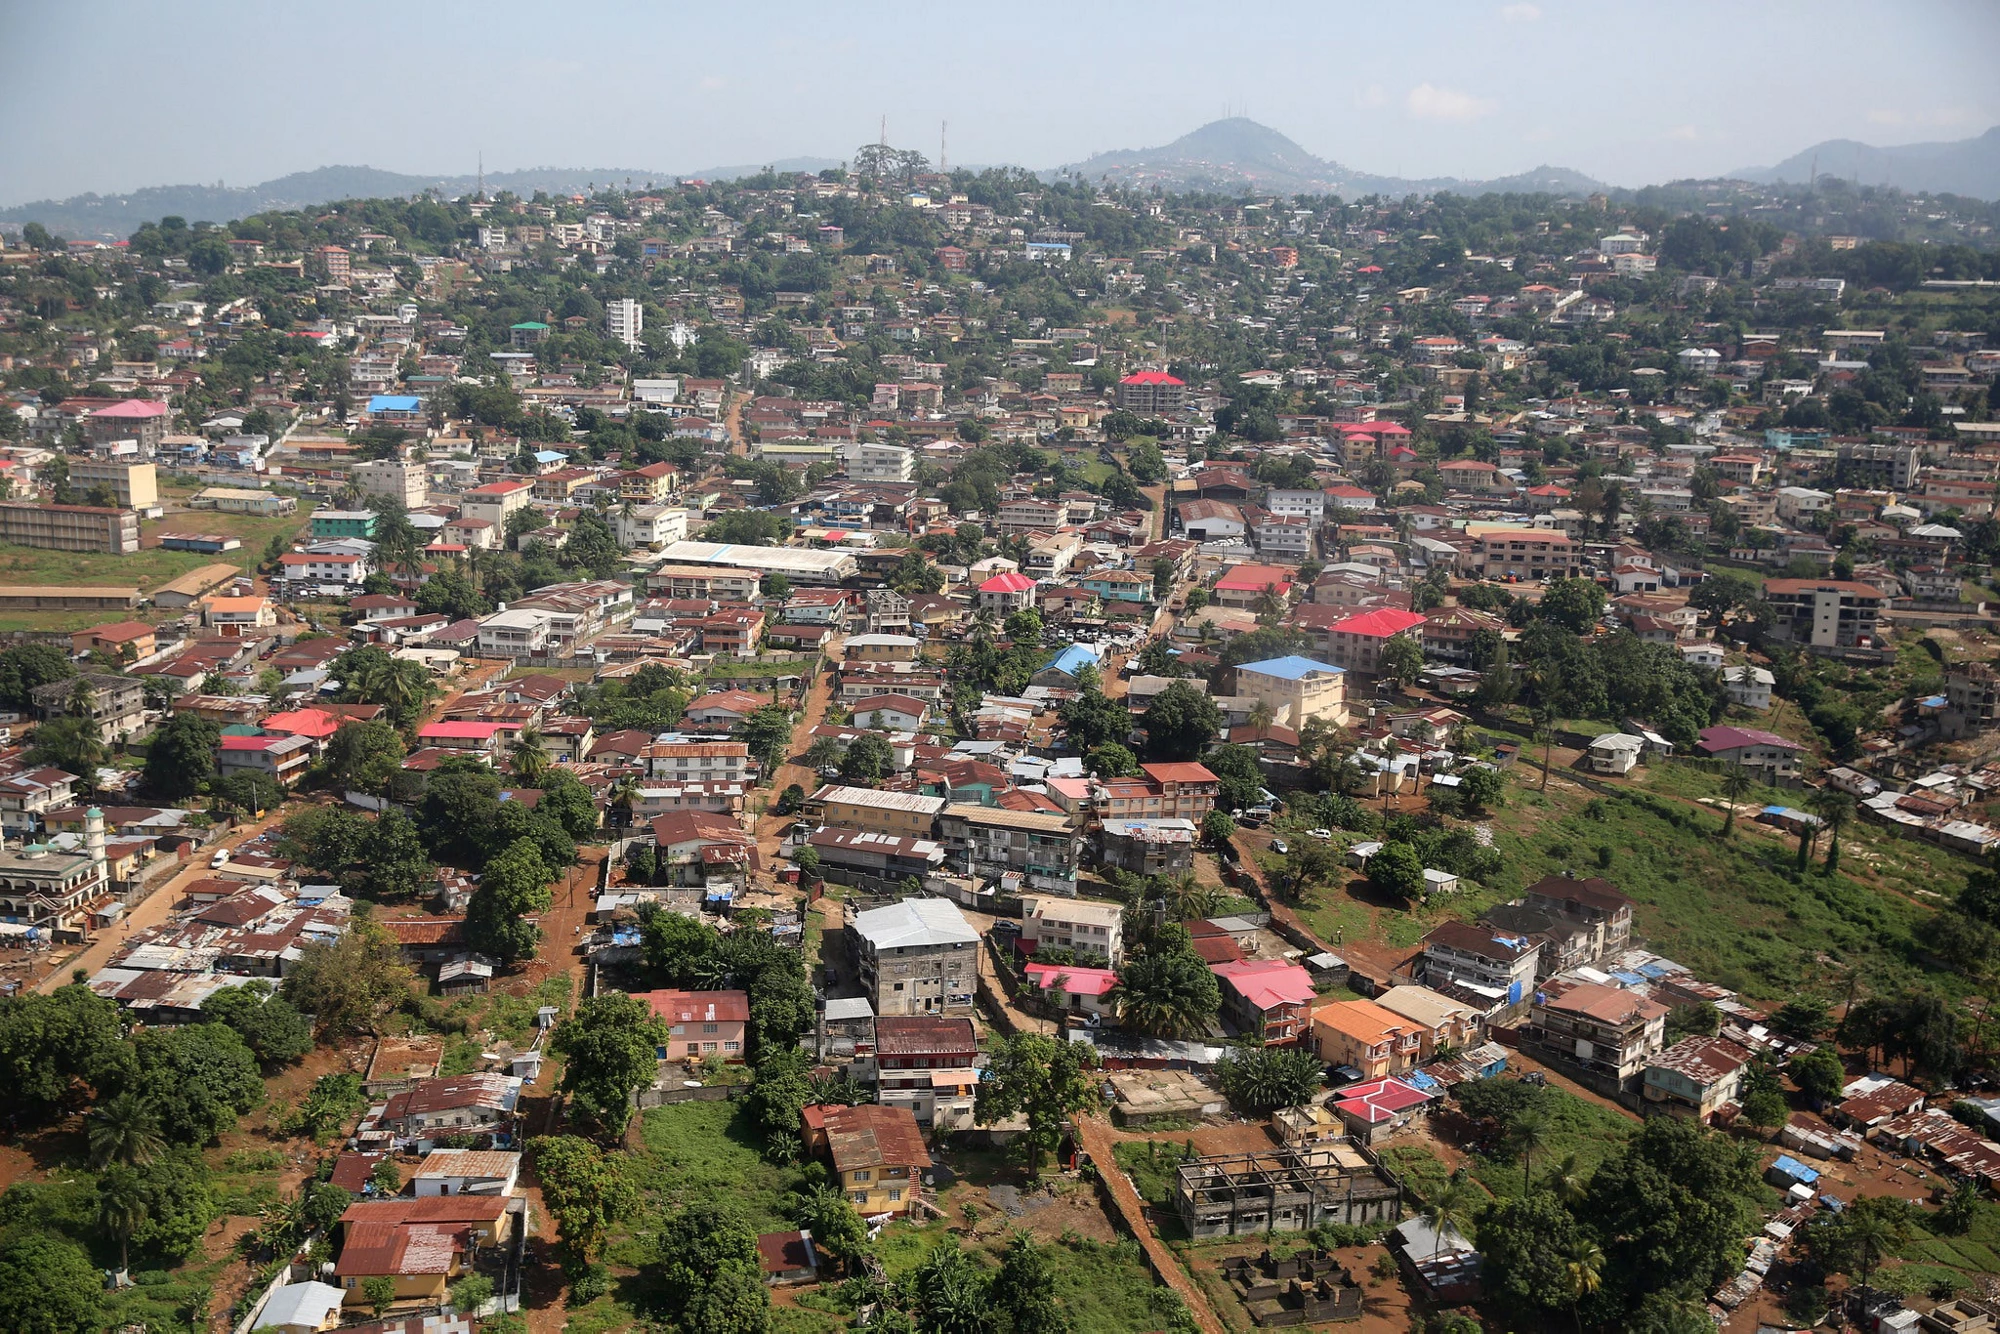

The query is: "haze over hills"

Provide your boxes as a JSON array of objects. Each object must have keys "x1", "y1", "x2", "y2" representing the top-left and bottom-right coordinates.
[
  {"x1": 9, "y1": 117, "x2": 2000, "y2": 241},
  {"x1": 1048, "y1": 118, "x2": 1606, "y2": 199},
  {"x1": 0, "y1": 160, "x2": 840, "y2": 240},
  {"x1": 1734, "y1": 125, "x2": 2000, "y2": 200}
]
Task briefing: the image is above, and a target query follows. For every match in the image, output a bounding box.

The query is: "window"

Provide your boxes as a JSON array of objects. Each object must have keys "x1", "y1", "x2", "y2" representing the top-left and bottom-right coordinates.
[{"x1": 852, "y1": 1170, "x2": 871, "y2": 1182}]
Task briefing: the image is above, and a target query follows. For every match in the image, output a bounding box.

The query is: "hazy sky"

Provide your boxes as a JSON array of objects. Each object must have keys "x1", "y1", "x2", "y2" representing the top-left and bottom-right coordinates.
[{"x1": 4, "y1": 0, "x2": 1998, "y2": 206}]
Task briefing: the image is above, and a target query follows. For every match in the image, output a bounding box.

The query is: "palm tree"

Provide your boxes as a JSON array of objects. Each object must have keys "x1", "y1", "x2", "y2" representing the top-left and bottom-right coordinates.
[
  {"x1": 804, "y1": 735, "x2": 843, "y2": 774},
  {"x1": 1422, "y1": 1173, "x2": 1474, "y2": 1266},
  {"x1": 1546, "y1": 1152, "x2": 1588, "y2": 1207},
  {"x1": 96, "y1": 1166, "x2": 150, "y2": 1275},
  {"x1": 1809, "y1": 787, "x2": 1856, "y2": 876},
  {"x1": 1109, "y1": 954, "x2": 1216, "y2": 1039},
  {"x1": 1513, "y1": 1111, "x2": 1551, "y2": 1192},
  {"x1": 970, "y1": 607, "x2": 997, "y2": 643},
  {"x1": 510, "y1": 724, "x2": 551, "y2": 785},
  {"x1": 1161, "y1": 872, "x2": 1224, "y2": 923},
  {"x1": 88, "y1": 1094, "x2": 165, "y2": 1169},
  {"x1": 1844, "y1": 1206, "x2": 1901, "y2": 1292},
  {"x1": 1532, "y1": 700, "x2": 1560, "y2": 793},
  {"x1": 1564, "y1": 1239, "x2": 1605, "y2": 1334},
  {"x1": 1381, "y1": 736, "x2": 1402, "y2": 809},
  {"x1": 1248, "y1": 697, "x2": 1277, "y2": 731},
  {"x1": 1720, "y1": 760, "x2": 1753, "y2": 837},
  {"x1": 607, "y1": 774, "x2": 640, "y2": 832},
  {"x1": 67, "y1": 678, "x2": 99, "y2": 719}
]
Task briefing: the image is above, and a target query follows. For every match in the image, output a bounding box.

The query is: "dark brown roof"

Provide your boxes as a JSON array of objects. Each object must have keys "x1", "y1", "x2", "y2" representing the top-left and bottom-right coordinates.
[
  {"x1": 822, "y1": 1103, "x2": 931, "y2": 1175},
  {"x1": 328, "y1": 1151, "x2": 389, "y2": 1193},
  {"x1": 757, "y1": 1229, "x2": 817, "y2": 1276},
  {"x1": 1522, "y1": 874, "x2": 1633, "y2": 916},
  {"x1": 1422, "y1": 919, "x2": 1538, "y2": 962},
  {"x1": 872, "y1": 1016, "x2": 976, "y2": 1059}
]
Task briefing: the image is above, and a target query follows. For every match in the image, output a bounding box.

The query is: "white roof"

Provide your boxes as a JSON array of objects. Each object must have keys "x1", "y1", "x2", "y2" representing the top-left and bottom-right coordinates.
[
  {"x1": 853, "y1": 897, "x2": 980, "y2": 950},
  {"x1": 1590, "y1": 732, "x2": 1647, "y2": 752},
  {"x1": 259, "y1": 1282, "x2": 348, "y2": 1331}
]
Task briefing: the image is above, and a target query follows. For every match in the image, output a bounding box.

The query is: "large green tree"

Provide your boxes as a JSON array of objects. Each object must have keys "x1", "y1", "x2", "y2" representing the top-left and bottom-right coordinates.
[
  {"x1": 0, "y1": 983, "x2": 134, "y2": 1116},
  {"x1": 0, "y1": 1230, "x2": 103, "y2": 1334},
  {"x1": 129, "y1": 1022, "x2": 265, "y2": 1145},
  {"x1": 281, "y1": 920, "x2": 416, "y2": 1038},
  {"x1": 549, "y1": 994, "x2": 670, "y2": 1138},
  {"x1": 528, "y1": 1134, "x2": 639, "y2": 1276},
  {"x1": 143, "y1": 710, "x2": 220, "y2": 799},
  {"x1": 466, "y1": 838, "x2": 556, "y2": 963},
  {"x1": 654, "y1": 1201, "x2": 771, "y2": 1334},
  {"x1": 975, "y1": 1034, "x2": 1101, "y2": 1172},
  {"x1": 0, "y1": 643, "x2": 75, "y2": 710},
  {"x1": 1141, "y1": 681, "x2": 1223, "y2": 762},
  {"x1": 321, "y1": 719, "x2": 406, "y2": 794},
  {"x1": 200, "y1": 979, "x2": 313, "y2": 1067}
]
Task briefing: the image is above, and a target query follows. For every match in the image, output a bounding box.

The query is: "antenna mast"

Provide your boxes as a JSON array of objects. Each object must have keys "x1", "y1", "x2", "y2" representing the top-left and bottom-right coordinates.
[
  {"x1": 940, "y1": 120, "x2": 947, "y2": 173},
  {"x1": 477, "y1": 151, "x2": 484, "y2": 200},
  {"x1": 880, "y1": 115, "x2": 887, "y2": 148}
]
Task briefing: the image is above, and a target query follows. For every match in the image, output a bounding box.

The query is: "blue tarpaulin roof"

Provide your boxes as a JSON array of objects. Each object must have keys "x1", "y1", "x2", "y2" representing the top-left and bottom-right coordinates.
[
  {"x1": 1037, "y1": 643, "x2": 1101, "y2": 679},
  {"x1": 1770, "y1": 1155, "x2": 1820, "y2": 1183},
  {"x1": 368, "y1": 394, "x2": 420, "y2": 412}
]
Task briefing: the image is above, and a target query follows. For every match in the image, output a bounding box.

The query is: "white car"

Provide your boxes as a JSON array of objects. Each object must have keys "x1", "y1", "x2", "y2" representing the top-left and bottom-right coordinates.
[{"x1": 209, "y1": 848, "x2": 229, "y2": 869}]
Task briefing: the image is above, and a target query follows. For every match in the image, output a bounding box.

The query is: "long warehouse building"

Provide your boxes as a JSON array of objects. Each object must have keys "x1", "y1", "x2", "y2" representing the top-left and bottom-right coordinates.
[{"x1": 648, "y1": 540, "x2": 859, "y2": 585}]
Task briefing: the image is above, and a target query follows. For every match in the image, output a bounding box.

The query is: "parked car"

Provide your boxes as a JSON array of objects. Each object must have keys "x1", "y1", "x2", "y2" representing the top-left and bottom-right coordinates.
[
  {"x1": 209, "y1": 848, "x2": 229, "y2": 869},
  {"x1": 1270, "y1": 838, "x2": 1290, "y2": 855}
]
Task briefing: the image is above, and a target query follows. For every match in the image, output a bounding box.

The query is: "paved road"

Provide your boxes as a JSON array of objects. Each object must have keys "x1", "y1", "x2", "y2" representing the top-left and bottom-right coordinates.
[{"x1": 35, "y1": 807, "x2": 286, "y2": 993}]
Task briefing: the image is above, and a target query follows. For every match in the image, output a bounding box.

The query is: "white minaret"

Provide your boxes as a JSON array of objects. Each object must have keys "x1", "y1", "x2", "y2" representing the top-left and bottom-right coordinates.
[{"x1": 85, "y1": 806, "x2": 107, "y2": 888}]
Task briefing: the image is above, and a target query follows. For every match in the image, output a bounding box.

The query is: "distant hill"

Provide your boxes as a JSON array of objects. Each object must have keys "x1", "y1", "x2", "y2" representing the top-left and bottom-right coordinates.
[
  {"x1": 0, "y1": 158, "x2": 839, "y2": 240},
  {"x1": 1050, "y1": 117, "x2": 1606, "y2": 199},
  {"x1": 1735, "y1": 126, "x2": 2000, "y2": 200}
]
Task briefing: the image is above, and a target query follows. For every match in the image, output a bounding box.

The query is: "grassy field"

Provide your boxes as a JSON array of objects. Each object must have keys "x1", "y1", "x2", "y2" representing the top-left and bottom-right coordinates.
[
  {"x1": 0, "y1": 493, "x2": 313, "y2": 633},
  {"x1": 620, "y1": 1100, "x2": 813, "y2": 1244},
  {"x1": 1376, "y1": 1081, "x2": 1639, "y2": 1207},
  {"x1": 1891, "y1": 1201, "x2": 2000, "y2": 1296},
  {"x1": 1284, "y1": 754, "x2": 1971, "y2": 1004}
]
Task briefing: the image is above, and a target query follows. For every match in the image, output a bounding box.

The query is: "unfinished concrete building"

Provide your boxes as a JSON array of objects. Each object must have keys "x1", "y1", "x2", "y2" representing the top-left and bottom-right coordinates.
[{"x1": 1173, "y1": 1144, "x2": 1404, "y2": 1239}]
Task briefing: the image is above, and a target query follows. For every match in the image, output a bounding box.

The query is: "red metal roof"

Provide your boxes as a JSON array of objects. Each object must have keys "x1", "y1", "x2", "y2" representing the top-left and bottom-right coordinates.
[
  {"x1": 1329, "y1": 607, "x2": 1428, "y2": 639},
  {"x1": 1119, "y1": 371, "x2": 1184, "y2": 386},
  {"x1": 978, "y1": 571, "x2": 1037, "y2": 593}
]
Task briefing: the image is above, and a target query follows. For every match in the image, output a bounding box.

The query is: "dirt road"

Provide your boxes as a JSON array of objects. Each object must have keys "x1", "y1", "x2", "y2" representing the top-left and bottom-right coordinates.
[
  {"x1": 1075, "y1": 1114, "x2": 1227, "y2": 1334},
  {"x1": 753, "y1": 634, "x2": 842, "y2": 862}
]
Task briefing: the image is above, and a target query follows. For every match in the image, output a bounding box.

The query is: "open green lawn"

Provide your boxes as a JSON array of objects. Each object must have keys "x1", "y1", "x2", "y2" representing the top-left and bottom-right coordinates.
[
  {"x1": 1888, "y1": 1200, "x2": 2000, "y2": 1296},
  {"x1": 618, "y1": 1100, "x2": 814, "y2": 1246},
  {"x1": 1377, "y1": 1082, "x2": 1638, "y2": 1206},
  {"x1": 1288, "y1": 757, "x2": 1968, "y2": 1004}
]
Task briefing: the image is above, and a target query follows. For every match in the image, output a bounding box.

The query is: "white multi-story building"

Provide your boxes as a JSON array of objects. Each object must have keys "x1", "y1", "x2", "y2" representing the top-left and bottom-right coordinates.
[
  {"x1": 476, "y1": 608, "x2": 554, "y2": 658},
  {"x1": 843, "y1": 440, "x2": 915, "y2": 484},
  {"x1": 605, "y1": 298, "x2": 644, "y2": 350},
  {"x1": 354, "y1": 457, "x2": 428, "y2": 508},
  {"x1": 1264, "y1": 488, "x2": 1326, "y2": 523},
  {"x1": 612, "y1": 504, "x2": 688, "y2": 550}
]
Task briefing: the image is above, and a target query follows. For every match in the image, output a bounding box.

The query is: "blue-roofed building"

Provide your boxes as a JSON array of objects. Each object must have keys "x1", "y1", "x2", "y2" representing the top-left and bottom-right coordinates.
[
  {"x1": 367, "y1": 394, "x2": 422, "y2": 419},
  {"x1": 1031, "y1": 643, "x2": 1101, "y2": 688},
  {"x1": 1233, "y1": 655, "x2": 1349, "y2": 728}
]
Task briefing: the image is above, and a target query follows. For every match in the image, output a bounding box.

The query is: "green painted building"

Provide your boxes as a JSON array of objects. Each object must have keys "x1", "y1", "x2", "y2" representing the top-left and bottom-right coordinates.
[{"x1": 311, "y1": 509, "x2": 378, "y2": 539}]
